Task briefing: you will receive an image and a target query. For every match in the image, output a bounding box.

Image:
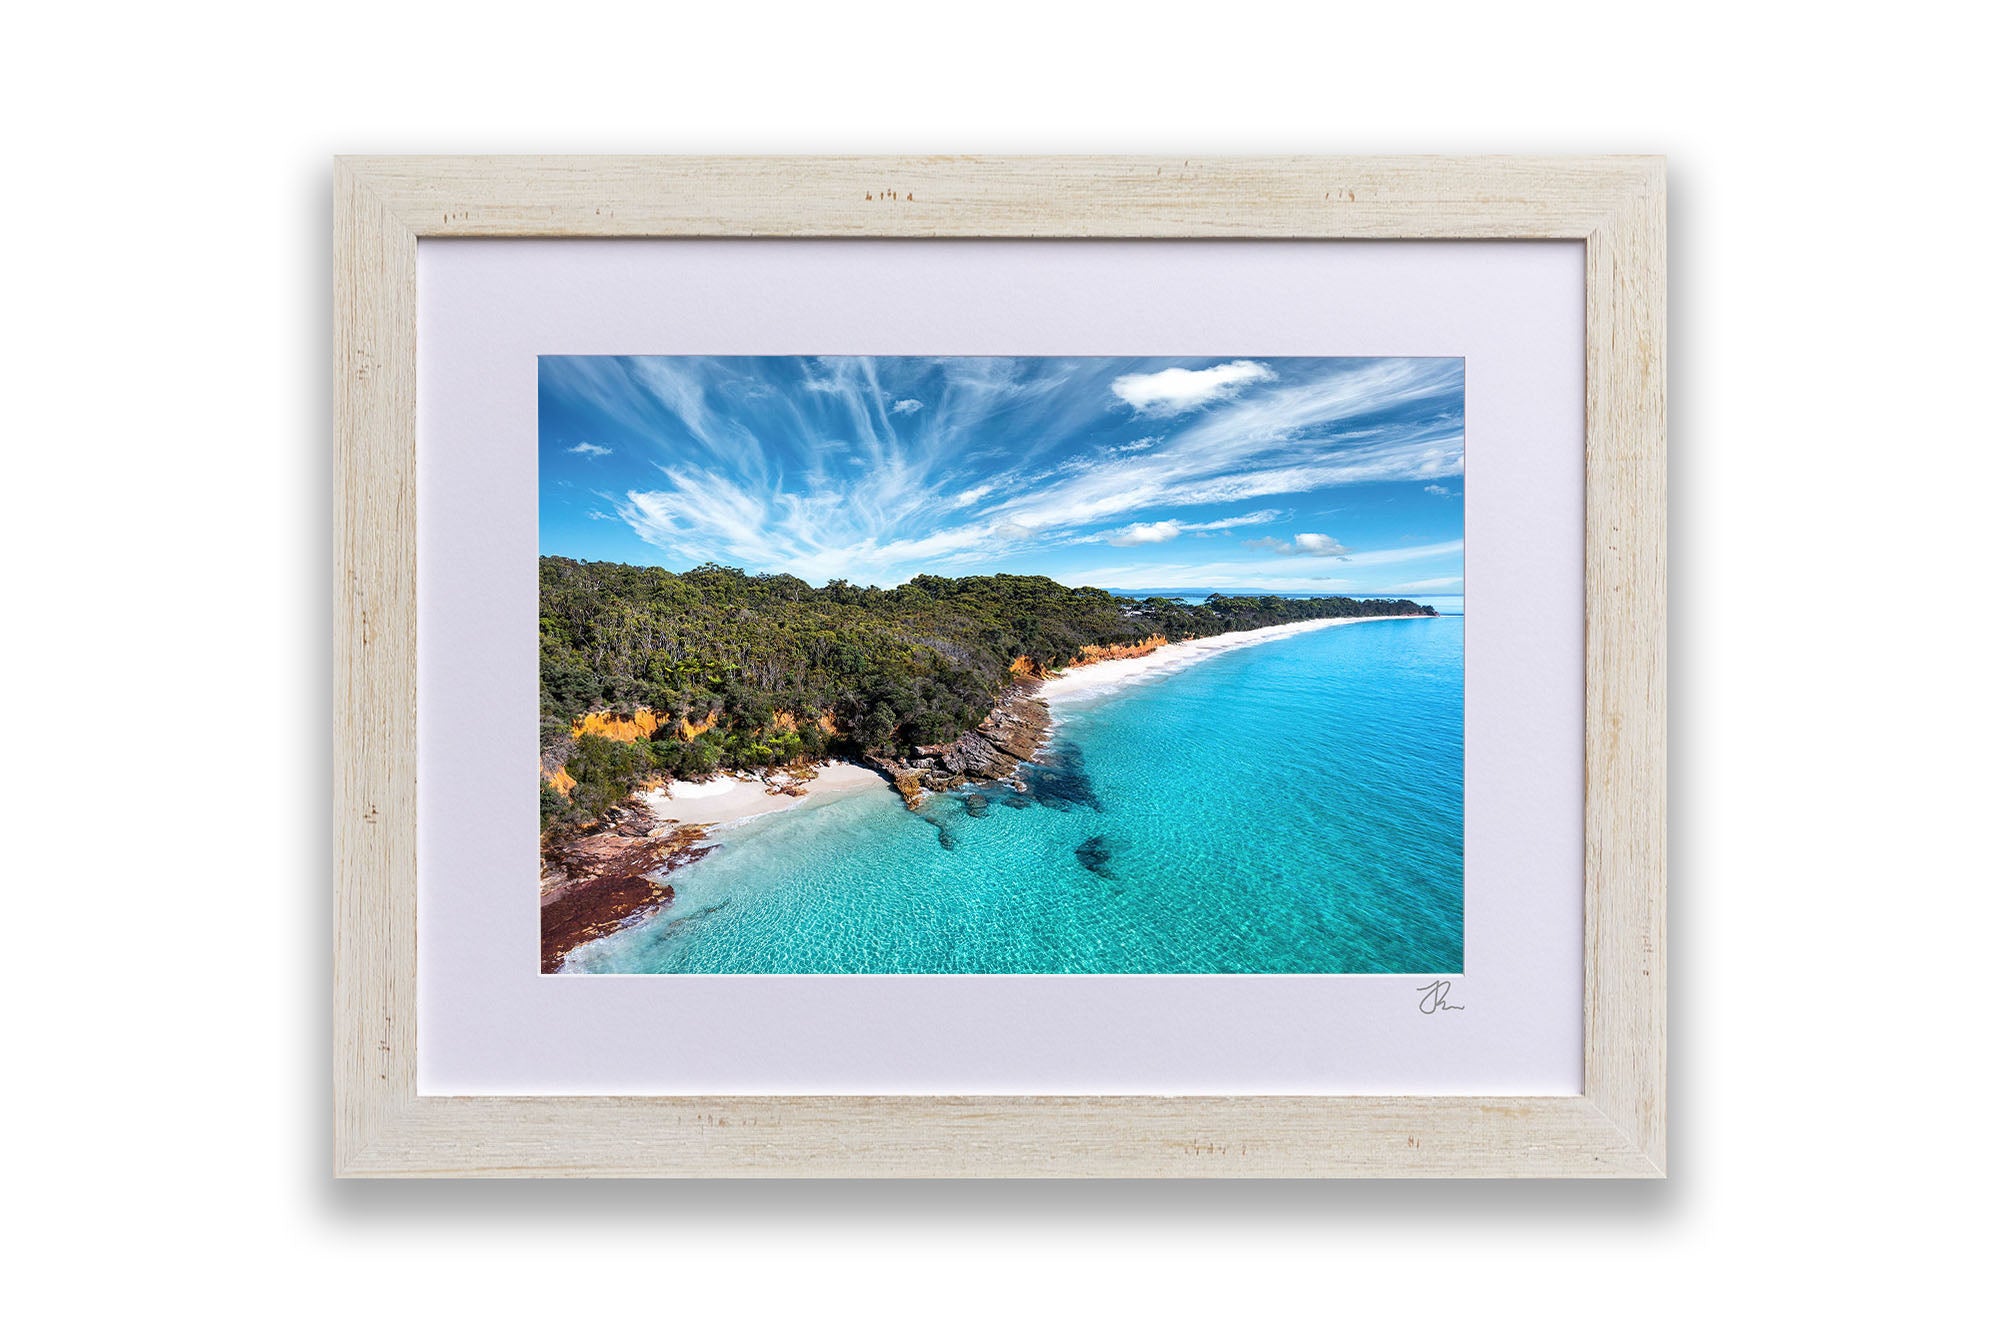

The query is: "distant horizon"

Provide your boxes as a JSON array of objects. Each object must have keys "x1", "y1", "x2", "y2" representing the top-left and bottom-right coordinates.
[
  {"x1": 541, "y1": 550, "x2": 1455, "y2": 604},
  {"x1": 541, "y1": 355, "x2": 1464, "y2": 597}
]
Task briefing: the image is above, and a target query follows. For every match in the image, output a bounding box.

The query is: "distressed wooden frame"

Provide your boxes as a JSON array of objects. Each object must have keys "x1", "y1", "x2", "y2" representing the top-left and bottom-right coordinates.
[{"x1": 335, "y1": 156, "x2": 1664, "y2": 1177}]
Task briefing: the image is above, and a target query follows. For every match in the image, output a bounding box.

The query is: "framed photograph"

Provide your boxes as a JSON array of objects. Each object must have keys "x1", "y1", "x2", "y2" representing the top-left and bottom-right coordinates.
[{"x1": 335, "y1": 156, "x2": 1664, "y2": 1177}]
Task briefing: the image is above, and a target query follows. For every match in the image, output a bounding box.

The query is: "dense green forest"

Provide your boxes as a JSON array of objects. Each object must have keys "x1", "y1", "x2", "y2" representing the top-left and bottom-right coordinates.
[{"x1": 540, "y1": 556, "x2": 1435, "y2": 831}]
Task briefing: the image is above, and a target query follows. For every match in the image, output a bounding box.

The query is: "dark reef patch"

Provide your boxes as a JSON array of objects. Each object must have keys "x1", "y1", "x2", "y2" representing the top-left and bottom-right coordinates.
[
  {"x1": 669, "y1": 901, "x2": 728, "y2": 929},
  {"x1": 1075, "y1": 834, "x2": 1116, "y2": 879},
  {"x1": 918, "y1": 813, "x2": 959, "y2": 850},
  {"x1": 1024, "y1": 746, "x2": 1103, "y2": 812}
]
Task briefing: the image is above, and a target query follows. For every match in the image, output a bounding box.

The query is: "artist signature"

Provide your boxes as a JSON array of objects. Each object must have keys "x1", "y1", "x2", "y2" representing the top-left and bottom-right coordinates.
[{"x1": 1416, "y1": 979, "x2": 1464, "y2": 1014}]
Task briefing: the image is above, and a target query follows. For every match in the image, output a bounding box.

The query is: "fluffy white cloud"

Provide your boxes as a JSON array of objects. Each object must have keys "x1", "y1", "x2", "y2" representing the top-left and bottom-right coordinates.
[
  {"x1": 1107, "y1": 520, "x2": 1184, "y2": 546},
  {"x1": 567, "y1": 442, "x2": 612, "y2": 457},
  {"x1": 1110, "y1": 360, "x2": 1275, "y2": 415},
  {"x1": 891, "y1": 398, "x2": 924, "y2": 415},
  {"x1": 1245, "y1": 532, "x2": 1350, "y2": 558}
]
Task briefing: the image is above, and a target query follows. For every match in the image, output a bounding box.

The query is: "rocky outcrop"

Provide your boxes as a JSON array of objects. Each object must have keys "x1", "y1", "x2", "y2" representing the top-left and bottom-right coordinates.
[
  {"x1": 890, "y1": 771, "x2": 926, "y2": 810},
  {"x1": 873, "y1": 685, "x2": 1053, "y2": 808},
  {"x1": 540, "y1": 875, "x2": 673, "y2": 972},
  {"x1": 539, "y1": 800, "x2": 714, "y2": 971}
]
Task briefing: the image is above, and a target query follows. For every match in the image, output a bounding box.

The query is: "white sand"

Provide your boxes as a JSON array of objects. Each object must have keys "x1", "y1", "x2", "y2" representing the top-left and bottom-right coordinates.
[
  {"x1": 638, "y1": 759, "x2": 888, "y2": 827},
  {"x1": 1038, "y1": 616, "x2": 1406, "y2": 709}
]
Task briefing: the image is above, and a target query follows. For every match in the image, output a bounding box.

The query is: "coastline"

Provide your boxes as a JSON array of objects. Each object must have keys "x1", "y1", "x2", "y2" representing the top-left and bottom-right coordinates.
[
  {"x1": 1040, "y1": 615, "x2": 1403, "y2": 710},
  {"x1": 543, "y1": 614, "x2": 1423, "y2": 969},
  {"x1": 561, "y1": 608, "x2": 1460, "y2": 974},
  {"x1": 868, "y1": 613, "x2": 1416, "y2": 808}
]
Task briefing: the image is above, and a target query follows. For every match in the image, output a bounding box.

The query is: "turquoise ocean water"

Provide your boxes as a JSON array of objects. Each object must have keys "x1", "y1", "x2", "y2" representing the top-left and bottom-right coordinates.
[{"x1": 567, "y1": 616, "x2": 1463, "y2": 974}]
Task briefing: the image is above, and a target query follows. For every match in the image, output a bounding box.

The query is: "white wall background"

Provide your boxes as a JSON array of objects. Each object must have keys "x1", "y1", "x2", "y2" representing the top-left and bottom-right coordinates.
[{"x1": 4, "y1": 3, "x2": 1989, "y2": 1326}]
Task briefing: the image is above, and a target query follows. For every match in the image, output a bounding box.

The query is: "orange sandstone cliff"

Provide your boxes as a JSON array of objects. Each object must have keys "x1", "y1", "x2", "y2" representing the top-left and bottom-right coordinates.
[{"x1": 1069, "y1": 635, "x2": 1168, "y2": 666}]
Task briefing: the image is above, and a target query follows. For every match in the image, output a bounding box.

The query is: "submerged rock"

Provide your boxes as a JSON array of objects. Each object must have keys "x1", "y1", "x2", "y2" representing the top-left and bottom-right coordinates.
[
  {"x1": 1074, "y1": 835, "x2": 1115, "y2": 879},
  {"x1": 1025, "y1": 748, "x2": 1103, "y2": 812}
]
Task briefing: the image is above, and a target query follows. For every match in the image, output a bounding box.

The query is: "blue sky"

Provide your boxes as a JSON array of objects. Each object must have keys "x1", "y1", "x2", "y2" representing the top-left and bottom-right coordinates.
[{"x1": 540, "y1": 356, "x2": 1463, "y2": 596}]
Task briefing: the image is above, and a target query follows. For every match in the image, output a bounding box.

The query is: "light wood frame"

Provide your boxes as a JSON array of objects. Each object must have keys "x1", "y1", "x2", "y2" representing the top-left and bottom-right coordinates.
[{"x1": 335, "y1": 156, "x2": 1664, "y2": 1177}]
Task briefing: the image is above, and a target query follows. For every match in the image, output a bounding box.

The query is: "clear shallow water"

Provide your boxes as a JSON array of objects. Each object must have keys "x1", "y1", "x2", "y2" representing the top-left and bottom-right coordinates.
[{"x1": 567, "y1": 618, "x2": 1463, "y2": 974}]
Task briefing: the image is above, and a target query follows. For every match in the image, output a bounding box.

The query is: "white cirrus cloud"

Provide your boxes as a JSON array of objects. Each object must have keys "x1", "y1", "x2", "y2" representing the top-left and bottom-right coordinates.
[
  {"x1": 1102, "y1": 509, "x2": 1282, "y2": 547},
  {"x1": 544, "y1": 356, "x2": 1462, "y2": 586},
  {"x1": 1068, "y1": 539, "x2": 1463, "y2": 592},
  {"x1": 1110, "y1": 360, "x2": 1276, "y2": 415},
  {"x1": 567, "y1": 442, "x2": 612, "y2": 457},
  {"x1": 1208, "y1": 508, "x2": 1282, "y2": 528}
]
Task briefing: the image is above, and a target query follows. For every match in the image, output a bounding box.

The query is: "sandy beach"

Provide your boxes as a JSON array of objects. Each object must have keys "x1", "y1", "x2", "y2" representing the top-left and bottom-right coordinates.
[
  {"x1": 638, "y1": 759, "x2": 889, "y2": 826},
  {"x1": 1039, "y1": 615, "x2": 1405, "y2": 708}
]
